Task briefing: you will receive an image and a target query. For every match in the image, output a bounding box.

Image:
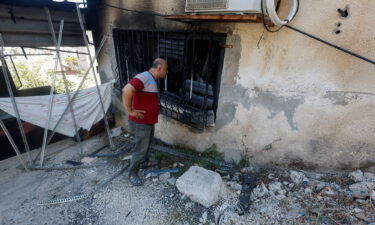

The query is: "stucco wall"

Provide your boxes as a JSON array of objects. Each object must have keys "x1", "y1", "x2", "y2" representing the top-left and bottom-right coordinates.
[{"x1": 97, "y1": 0, "x2": 375, "y2": 171}]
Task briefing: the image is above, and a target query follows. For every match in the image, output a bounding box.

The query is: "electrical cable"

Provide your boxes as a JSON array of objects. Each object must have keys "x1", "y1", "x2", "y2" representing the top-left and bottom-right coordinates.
[{"x1": 285, "y1": 24, "x2": 375, "y2": 65}]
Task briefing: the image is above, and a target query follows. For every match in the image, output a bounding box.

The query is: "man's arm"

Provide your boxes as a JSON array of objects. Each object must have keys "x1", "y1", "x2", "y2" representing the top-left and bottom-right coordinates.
[{"x1": 122, "y1": 84, "x2": 146, "y2": 119}]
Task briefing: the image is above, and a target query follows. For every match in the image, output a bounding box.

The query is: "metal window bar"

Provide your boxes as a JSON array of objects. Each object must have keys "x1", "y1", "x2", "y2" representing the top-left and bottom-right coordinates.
[{"x1": 112, "y1": 29, "x2": 225, "y2": 130}]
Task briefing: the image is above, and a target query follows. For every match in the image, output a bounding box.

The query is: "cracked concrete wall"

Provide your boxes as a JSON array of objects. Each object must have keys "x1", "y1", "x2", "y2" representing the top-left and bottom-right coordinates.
[{"x1": 97, "y1": 0, "x2": 375, "y2": 171}]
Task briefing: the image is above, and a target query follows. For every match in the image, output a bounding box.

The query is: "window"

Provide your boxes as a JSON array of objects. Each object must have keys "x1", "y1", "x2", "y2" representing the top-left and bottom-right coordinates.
[{"x1": 113, "y1": 29, "x2": 226, "y2": 130}]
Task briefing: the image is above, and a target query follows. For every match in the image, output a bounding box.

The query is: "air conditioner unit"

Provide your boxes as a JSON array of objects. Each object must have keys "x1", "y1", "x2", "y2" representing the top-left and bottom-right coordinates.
[{"x1": 185, "y1": 0, "x2": 266, "y2": 14}]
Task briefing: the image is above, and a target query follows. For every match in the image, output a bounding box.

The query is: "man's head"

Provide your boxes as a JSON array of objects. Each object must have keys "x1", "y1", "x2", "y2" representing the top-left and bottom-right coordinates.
[{"x1": 149, "y1": 58, "x2": 168, "y2": 80}]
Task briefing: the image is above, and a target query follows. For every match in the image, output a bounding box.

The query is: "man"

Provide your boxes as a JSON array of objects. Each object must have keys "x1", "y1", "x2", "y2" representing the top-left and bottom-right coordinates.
[{"x1": 122, "y1": 58, "x2": 168, "y2": 186}]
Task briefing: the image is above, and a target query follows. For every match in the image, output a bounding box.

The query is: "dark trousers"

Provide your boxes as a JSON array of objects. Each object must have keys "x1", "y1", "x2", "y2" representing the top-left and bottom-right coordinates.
[{"x1": 128, "y1": 120, "x2": 155, "y2": 174}]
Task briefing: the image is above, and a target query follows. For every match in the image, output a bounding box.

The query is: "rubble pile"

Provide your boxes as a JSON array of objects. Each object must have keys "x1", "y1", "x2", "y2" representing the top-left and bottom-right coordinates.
[{"x1": 151, "y1": 163, "x2": 375, "y2": 225}]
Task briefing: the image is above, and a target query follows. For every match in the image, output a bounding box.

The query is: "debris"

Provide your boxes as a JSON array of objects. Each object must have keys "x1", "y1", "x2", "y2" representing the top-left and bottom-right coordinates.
[
  {"x1": 290, "y1": 170, "x2": 307, "y2": 184},
  {"x1": 321, "y1": 186, "x2": 337, "y2": 196},
  {"x1": 364, "y1": 172, "x2": 375, "y2": 182},
  {"x1": 159, "y1": 172, "x2": 171, "y2": 181},
  {"x1": 354, "y1": 212, "x2": 374, "y2": 223},
  {"x1": 251, "y1": 182, "x2": 269, "y2": 200},
  {"x1": 184, "y1": 202, "x2": 194, "y2": 210},
  {"x1": 110, "y1": 127, "x2": 122, "y2": 137},
  {"x1": 296, "y1": 212, "x2": 305, "y2": 218},
  {"x1": 226, "y1": 181, "x2": 242, "y2": 191},
  {"x1": 152, "y1": 178, "x2": 158, "y2": 182},
  {"x1": 125, "y1": 211, "x2": 132, "y2": 218},
  {"x1": 81, "y1": 157, "x2": 97, "y2": 164},
  {"x1": 167, "y1": 177, "x2": 177, "y2": 186},
  {"x1": 121, "y1": 155, "x2": 132, "y2": 161},
  {"x1": 66, "y1": 160, "x2": 83, "y2": 166},
  {"x1": 349, "y1": 169, "x2": 365, "y2": 182},
  {"x1": 176, "y1": 166, "x2": 225, "y2": 208},
  {"x1": 349, "y1": 182, "x2": 375, "y2": 199},
  {"x1": 144, "y1": 168, "x2": 179, "y2": 176},
  {"x1": 268, "y1": 182, "x2": 283, "y2": 195},
  {"x1": 371, "y1": 190, "x2": 375, "y2": 203},
  {"x1": 238, "y1": 174, "x2": 257, "y2": 213},
  {"x1": 199, "y1": 211, "x2": 207, "y2": 224},
  {"x1": 241, "y1": 164, "x2": 261, "y2": 174}
]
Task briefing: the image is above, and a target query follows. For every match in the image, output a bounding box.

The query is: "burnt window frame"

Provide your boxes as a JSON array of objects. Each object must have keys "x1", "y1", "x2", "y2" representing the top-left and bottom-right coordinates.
[{"x1": 113, "y1": 28, "x2": 226, "y2": 130}]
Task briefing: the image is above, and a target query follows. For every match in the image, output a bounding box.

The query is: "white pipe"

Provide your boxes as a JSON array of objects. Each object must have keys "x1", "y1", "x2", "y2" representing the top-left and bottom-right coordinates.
[{"x1": 265, "y1": 0, "x2": 299, "y2": 27}]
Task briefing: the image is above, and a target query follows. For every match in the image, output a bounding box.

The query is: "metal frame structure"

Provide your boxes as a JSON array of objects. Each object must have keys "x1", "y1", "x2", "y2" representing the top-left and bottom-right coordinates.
[
  {"x1": 0, "y1": 5, "x2": 114, "y2": 170},
  {"x1": 113, "y1": 29, "x2": 226, "y2": 130}
]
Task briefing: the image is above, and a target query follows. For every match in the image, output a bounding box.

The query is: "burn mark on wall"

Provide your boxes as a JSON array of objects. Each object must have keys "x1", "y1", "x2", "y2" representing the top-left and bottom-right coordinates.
[
  {"x1": 215, "y1": 102, "x2": 238, "y2": 130},
  {"x1": 253, "y1": 87, "x2": 304, "y2": 130}
]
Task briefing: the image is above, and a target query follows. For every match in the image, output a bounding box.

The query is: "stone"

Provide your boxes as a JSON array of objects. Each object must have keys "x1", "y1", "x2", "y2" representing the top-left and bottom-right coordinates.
[
  {"x1": 349, "y1": 182, "x2": 375, "y2": 199},
  {"x1": 315, "y1": 181, "x2": 326, "y2": 192},
  {"x1": 268, "y1": 182, "x2": 283, "y2": 195},
  {"x1": 290, "y1": 171, "x2": 306, "y2": 184},
  {"x1": 322, "y1": 186, "x2": 337, "y2": 196},
  {"x1": 227, "y1": 181, "x2": 242, "y2": 191},
  {"x1": 81, "y1": 157, "x2": 97, "y2": 164},
  {"x1": 349, "y1": 170, "x2": 365, "y2": 182},
  {"x1": 251, "y1": 182, "x2": 269, "y2": 200},
  {"x1": 167, "y1": 177, "x2": 177, "y2": 186},
  {"x1": 159, "y1": 172, "x2": 171, "y2": 181},
  {"x1": 176, "y1": 166, "x2": 225, "y2": 208},
  {"x1": 152, "y1": 178, "x2": 158, "y2": 182}
]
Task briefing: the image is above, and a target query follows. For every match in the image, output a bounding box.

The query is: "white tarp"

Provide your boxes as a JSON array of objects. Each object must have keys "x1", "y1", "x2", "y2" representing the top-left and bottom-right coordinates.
[{"x1": 0, "y1": 82, "x2": 113, "y2": 137}]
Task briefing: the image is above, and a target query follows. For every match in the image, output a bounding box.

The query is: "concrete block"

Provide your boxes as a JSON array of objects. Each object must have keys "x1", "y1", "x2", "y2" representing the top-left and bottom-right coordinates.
[{"x1": 176, "y1": 166, "x2": 224, "y2": 208}]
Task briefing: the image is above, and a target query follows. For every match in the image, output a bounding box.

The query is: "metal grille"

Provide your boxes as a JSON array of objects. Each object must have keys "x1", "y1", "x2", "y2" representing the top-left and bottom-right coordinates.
[
  {"x1": 186, "y1": 0, "x2": 228, "y2": 10},
  {"x1": 113, "y1": 29, "x2": 226, "y2": 130}
]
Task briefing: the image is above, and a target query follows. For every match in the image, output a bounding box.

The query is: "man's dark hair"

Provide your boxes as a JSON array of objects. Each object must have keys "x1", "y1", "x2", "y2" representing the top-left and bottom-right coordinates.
[{"x1": 151, "y1": 58, "x2": 165, "y2": 69}]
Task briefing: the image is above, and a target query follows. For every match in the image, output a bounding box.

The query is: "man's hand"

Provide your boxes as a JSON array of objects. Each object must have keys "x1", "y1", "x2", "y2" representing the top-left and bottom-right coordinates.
[{"x1": 129, "y1": 109, "x2": 146, "y2": 119}]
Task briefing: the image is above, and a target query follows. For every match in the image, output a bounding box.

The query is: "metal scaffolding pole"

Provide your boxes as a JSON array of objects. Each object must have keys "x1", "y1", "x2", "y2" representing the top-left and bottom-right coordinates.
[
  {"x1": 0, "y1": 120, "x2": 29, "y2": 171},
  {"x1": 45, "y1": 35, "x2": 109, "y2": 146},
  {"x1": 76, "y1": 4, "x2": 115, "y2": 150},
  {"x1": 0, "y1": 34, "x2": 33, "y2": 166},
  {"x1": 45, "y1": 7, "x2": 84, "y2": 158},
  {"x1": 39, "y1": 20, "x2": 64, "y2": 166},
  {"x1": 22, "y1": 47, "x2": 88, "y2": 55}
]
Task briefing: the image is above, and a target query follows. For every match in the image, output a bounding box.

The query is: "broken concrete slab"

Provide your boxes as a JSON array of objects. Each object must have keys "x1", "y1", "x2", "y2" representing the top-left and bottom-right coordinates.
[{"x1": 176, "y1": 166, "x2": 225, "y2": 208}]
